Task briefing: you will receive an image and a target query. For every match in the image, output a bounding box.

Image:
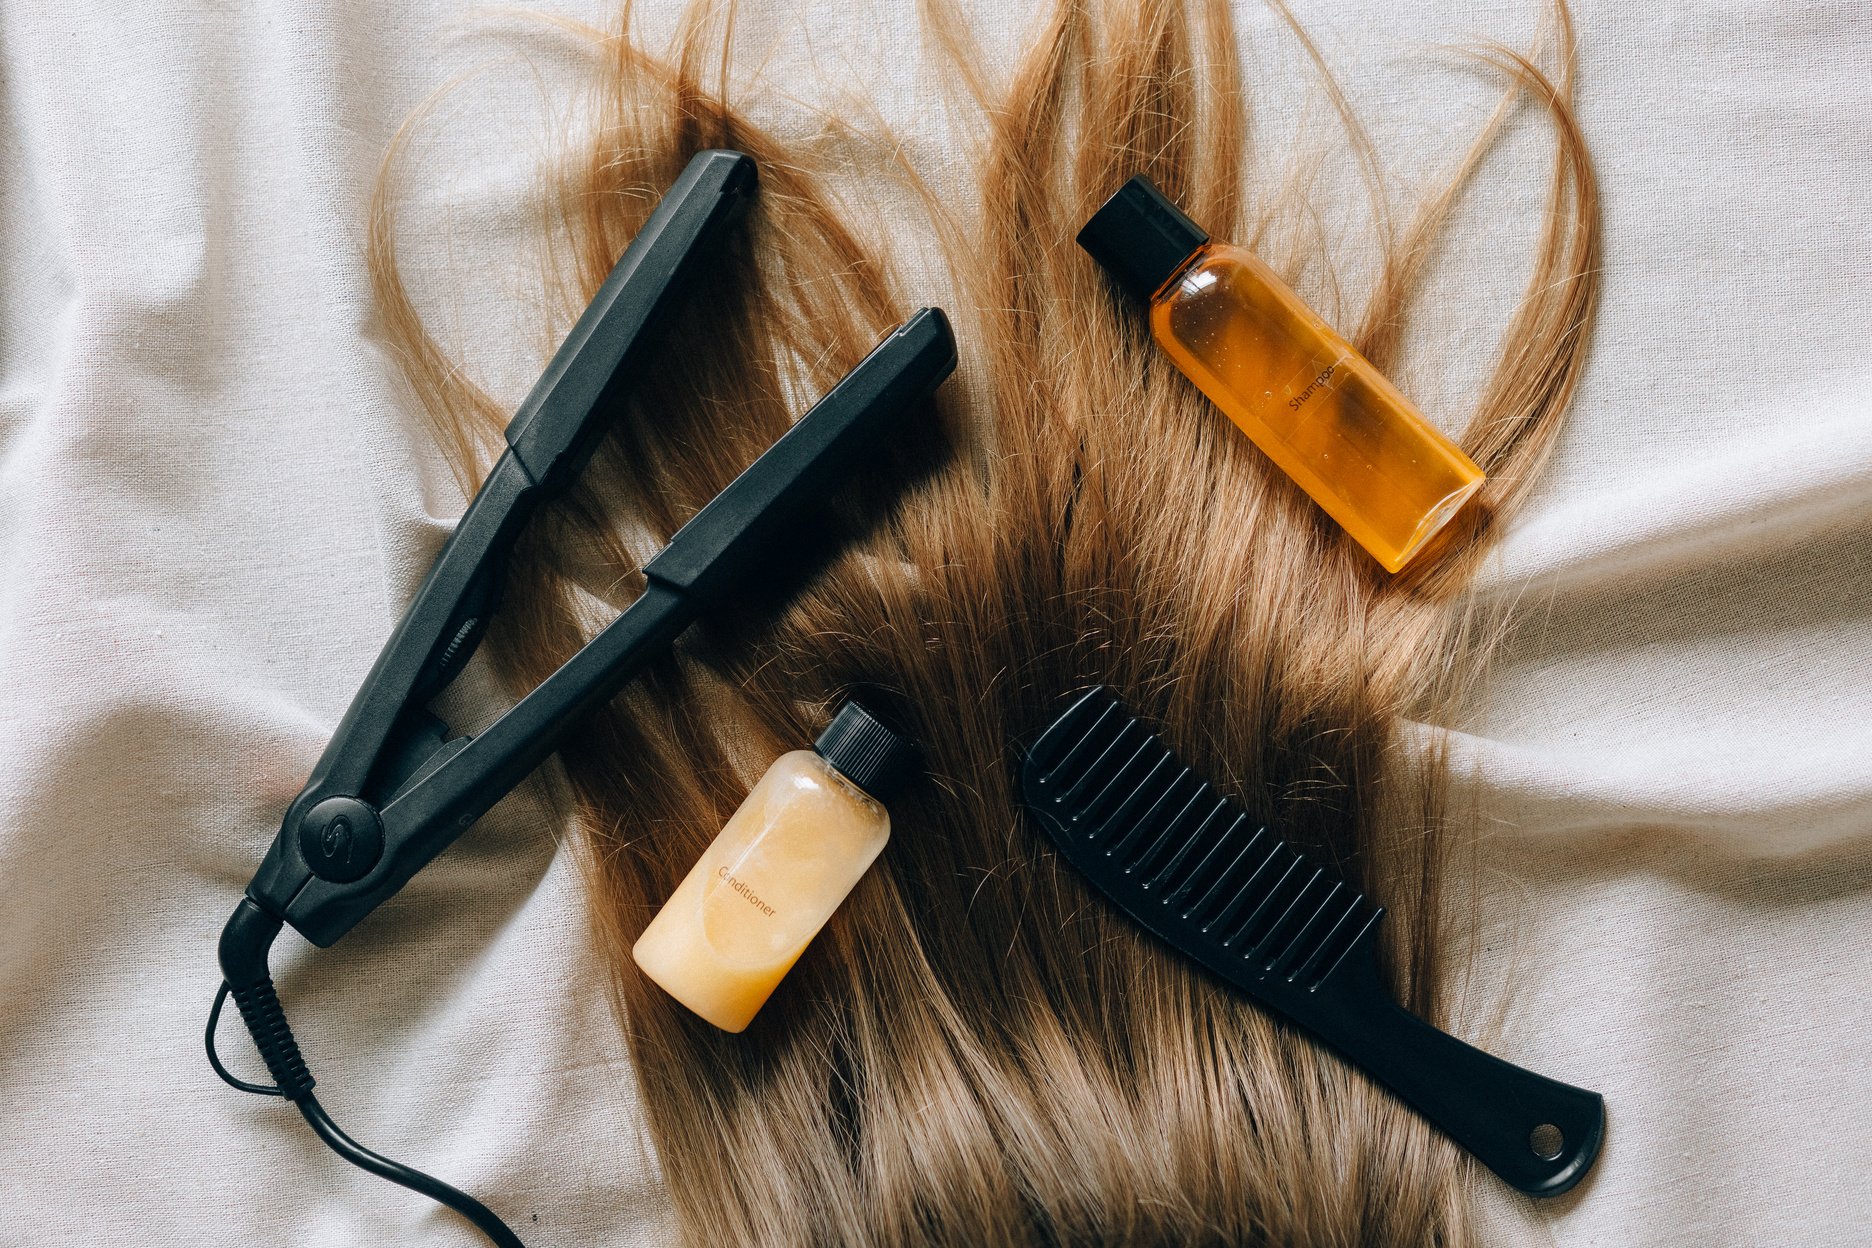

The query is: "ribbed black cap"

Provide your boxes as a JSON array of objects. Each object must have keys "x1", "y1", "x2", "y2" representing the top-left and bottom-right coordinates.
[
  {"x1": 813, "y1": 700, "x2": 918, "y2": 801},
  {"x1": 1077, "y1": 175, "x2": 1210, "y2": 301}
]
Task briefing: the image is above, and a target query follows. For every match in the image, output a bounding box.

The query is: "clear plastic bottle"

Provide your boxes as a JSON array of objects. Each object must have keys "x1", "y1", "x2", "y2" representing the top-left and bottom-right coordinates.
[
  {"x1": 1079, "y1": 176, "x2": 1485, "y2": 572},
  {"x1": 632, "y1": 701, "x2": 915, "y2": 1032}
]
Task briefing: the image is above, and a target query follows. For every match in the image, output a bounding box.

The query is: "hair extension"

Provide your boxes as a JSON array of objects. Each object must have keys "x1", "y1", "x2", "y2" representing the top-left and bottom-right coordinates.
[{"x1": 369, "y1": 1, "x2": 1600, "y2": 1243}]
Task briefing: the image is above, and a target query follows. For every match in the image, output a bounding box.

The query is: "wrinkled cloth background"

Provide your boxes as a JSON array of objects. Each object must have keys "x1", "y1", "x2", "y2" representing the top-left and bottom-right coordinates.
[{"x1": 1, "y1": 1, "x2": 1867, "y2": 1244}]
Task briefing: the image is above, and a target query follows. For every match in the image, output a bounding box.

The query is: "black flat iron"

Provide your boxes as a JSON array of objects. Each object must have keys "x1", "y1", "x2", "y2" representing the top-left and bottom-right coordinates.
[{"x1": 208, "y1": 148, "x2": 957, "y2": 1246}]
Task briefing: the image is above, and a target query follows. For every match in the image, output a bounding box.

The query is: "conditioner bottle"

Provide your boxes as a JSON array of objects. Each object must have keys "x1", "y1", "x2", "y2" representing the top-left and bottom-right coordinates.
[
  {"x1": 632, "y1": 700, "x2": 915, "y2": 1032},
  {"x1": 1079, "y1": 176, "x2": 1485, "y2": 572}
]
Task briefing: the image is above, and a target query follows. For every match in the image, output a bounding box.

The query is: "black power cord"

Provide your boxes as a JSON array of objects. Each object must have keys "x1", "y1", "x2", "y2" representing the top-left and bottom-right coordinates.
[{"x1": 209, "y1": 899, "x2": 526, "y2": 1248}]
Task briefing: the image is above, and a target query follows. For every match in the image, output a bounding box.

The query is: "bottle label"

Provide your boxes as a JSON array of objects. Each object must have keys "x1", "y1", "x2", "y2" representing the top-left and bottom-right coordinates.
[
  {"x1": 716, "y1": 866, "x2": 777, "y2": 918},
  {"x1": 1285, "y1": 362, "x2": 1337, "y2": 413}
]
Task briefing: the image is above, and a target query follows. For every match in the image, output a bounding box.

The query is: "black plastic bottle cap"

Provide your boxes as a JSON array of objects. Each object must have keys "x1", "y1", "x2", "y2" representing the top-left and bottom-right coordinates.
[
  {"x1": 814, "y1": 700, "x2": 918, "y2": 802},
  {"x1": 1077, "y1": 175, "x2": 1211, "y2": 302}
]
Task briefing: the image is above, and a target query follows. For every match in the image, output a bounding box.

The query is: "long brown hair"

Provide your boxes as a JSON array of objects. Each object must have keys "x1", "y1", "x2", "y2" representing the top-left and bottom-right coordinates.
[{"x1": 371, "y1": 1, "x2": 1598, "y2": 1242}]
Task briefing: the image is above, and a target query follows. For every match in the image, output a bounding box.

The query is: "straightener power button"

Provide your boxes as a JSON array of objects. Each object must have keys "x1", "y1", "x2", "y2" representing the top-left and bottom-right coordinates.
[{"x1": 298, "y1": 797, "x2": 385, "y2": 884}]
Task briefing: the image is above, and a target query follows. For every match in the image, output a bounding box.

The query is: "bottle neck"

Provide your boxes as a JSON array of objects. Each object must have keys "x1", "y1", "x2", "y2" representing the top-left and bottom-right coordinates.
[
  {"x1": 1148, "y1": 241, "x2": 1210, "y2": 303},
  {"x1": 817, "y1": 755, "x2": 884, "y2": 808}
]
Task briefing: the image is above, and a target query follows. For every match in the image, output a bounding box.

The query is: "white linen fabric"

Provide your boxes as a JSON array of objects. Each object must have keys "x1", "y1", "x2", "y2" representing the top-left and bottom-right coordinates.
[{"x1": 0, "y1": 1, "x2": 1866, "y2": 1245}]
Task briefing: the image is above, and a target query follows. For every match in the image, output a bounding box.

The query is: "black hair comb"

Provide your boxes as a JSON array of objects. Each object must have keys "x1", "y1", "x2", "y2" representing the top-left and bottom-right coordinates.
[{"x1": 1019, "y1": 687, "x2": 1604, "y2": 1196}]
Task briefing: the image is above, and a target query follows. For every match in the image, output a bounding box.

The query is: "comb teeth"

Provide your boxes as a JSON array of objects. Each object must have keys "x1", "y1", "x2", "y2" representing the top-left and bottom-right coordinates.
[{"x1": 1023, "y1": 687, "x2": 1379, "y2": 991}]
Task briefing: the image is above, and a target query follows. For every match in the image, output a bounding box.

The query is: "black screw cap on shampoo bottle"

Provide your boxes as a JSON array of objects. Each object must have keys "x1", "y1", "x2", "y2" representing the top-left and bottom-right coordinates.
[
  {"x1": 1080, "y1": 176, "x2": 1485, "y2": 572},
  {"x1": 632, "y1": 701, "x2": 916, "y2": 1031}
]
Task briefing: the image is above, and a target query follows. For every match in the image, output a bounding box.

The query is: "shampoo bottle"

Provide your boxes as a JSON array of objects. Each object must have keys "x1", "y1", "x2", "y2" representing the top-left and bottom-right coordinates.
[
  {"x1": 1079, "y1": 176, "x2": 1485, "y2": 572},
  {"x1": 632, "y1": 700, "x2": 915, "y2": 1032}
]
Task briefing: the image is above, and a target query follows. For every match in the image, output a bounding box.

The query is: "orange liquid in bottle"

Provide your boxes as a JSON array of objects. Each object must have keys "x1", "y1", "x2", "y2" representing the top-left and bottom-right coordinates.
[{"x1": 1152, "y1": 244, "x2": 1482, "y2": 572}]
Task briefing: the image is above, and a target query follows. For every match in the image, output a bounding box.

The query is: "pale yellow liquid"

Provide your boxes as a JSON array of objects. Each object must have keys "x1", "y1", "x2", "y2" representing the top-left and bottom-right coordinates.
[
  {"x1": 1152, "y1": 243, "x2": 1484, "y2": 572},
  {"x1": 632, "y1": 750, "x2": 889, "y2": 1032}
]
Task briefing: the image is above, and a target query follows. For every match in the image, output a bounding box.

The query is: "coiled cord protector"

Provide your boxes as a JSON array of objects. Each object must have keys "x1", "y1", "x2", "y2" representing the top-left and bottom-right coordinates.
[{"x1": 208, "y1": 899, "x2": 526, "y2": 1248}]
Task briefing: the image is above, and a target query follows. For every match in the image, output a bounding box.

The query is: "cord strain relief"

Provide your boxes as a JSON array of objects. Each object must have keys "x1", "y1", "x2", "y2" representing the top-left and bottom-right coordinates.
[{"x1": 231, "y1": 978, "x2": 316, "y2": 1099}]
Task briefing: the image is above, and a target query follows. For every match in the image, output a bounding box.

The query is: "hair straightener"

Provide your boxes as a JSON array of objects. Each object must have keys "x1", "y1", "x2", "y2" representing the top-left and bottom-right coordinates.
[
  {"x1": 1020, "y1": 687, "x2": 1605, "y2": 1197},
  {"x1": 207, "y1": 148, "x2": 957, "y2": 1248}
]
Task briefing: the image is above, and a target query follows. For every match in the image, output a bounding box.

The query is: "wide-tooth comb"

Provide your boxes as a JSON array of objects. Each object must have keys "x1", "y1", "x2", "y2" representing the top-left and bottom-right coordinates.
[{"x1": 1020, "y1": 687, "x2": 1605, "y2": 1197}]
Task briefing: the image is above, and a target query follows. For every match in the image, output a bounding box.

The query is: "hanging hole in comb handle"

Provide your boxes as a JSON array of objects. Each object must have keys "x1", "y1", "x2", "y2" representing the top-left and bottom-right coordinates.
[{"x1": 1530, "y1": 1123, "x2": 1565, "y2": 1161}]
